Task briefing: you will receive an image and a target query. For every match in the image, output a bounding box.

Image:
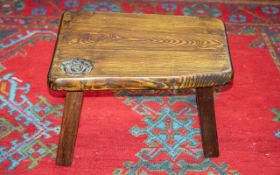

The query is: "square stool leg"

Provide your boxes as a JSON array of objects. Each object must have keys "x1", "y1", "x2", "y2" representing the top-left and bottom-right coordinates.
[
  {"x1": 56, "y1": 91, "x2": 84, "y2": 166},
  {"x1": 196, "y1": 87, "x2": 219, "y2": 157}
]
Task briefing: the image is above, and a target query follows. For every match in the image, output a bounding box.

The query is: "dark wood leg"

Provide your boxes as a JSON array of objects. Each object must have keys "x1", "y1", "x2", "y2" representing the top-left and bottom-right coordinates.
[
  {"x1": 196, "y1": 87, "x2": 219, "y2": 157},
  {"x1": 56, "y1": 91, "x2": 84, "y2": 166}
]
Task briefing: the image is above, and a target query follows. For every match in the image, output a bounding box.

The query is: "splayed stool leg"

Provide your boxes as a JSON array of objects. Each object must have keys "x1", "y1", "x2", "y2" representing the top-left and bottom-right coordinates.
[
  {"x1": 196, "y1": 87, "x2": 219, "y2": 157},
  {"x1": 56, "y1": 92, "x2": 84, "y2": 166}
]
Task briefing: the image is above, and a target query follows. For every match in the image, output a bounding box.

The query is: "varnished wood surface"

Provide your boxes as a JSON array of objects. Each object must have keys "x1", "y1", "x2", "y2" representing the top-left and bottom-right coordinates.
[
  {"x1": 56, "y1": 92, "x2": 84, "y2": 166},
  {"x1": 48, "y1": 11, "x2": 233, "y2": 91},
  {"x1": 196, "y1": 87, "x2": 219, "y2": 157}
]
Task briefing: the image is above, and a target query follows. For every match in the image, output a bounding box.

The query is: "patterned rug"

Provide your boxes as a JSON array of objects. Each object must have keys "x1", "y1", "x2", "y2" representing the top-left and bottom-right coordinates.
[{"x1": 0, "y1": 0, "x2": 280, "y2": 174}]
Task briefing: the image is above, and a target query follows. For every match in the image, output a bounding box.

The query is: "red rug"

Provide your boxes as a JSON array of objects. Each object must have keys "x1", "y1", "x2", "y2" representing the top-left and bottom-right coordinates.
[{"x1": 0, "y1": 0, "x2": 280, "y2": 174}]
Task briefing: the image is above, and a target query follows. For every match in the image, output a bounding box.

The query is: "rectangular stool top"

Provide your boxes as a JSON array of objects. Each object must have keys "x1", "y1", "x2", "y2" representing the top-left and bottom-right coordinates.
[{"x1": 48, "y1": 11, "x2": 233, "y2": 91}]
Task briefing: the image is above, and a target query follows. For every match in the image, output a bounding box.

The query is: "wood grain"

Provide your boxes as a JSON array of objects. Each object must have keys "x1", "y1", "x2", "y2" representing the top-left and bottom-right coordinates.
[
  {"x1": 196, "y1": 87, "x2": 219, "y2": 157},
  {"x1": 48, "y1": 11, "x2": 233, "y2": 91},
  {"x1": 56, "y1": 91, "x2": 84, "y2": 166}
]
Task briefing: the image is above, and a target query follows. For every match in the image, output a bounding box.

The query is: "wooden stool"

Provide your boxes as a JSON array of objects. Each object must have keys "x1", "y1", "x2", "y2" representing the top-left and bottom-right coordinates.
[{"x1": 48, "y1": 11, "x2": 233, "y2": 166}]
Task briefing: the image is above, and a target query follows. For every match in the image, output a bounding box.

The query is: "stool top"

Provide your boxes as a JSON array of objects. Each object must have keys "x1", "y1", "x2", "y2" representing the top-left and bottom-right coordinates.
[{"x1": 48, "y1": 11, "x2": 233, "y2": 91}]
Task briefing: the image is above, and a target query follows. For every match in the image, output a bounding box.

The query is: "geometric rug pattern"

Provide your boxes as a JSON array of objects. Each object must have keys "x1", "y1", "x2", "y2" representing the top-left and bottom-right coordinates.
[{"x1": 114, "y1": 90, "x2": 239, "y2": 174}]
